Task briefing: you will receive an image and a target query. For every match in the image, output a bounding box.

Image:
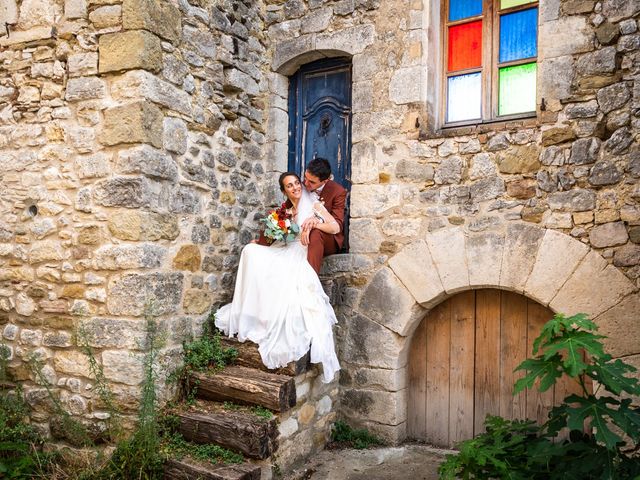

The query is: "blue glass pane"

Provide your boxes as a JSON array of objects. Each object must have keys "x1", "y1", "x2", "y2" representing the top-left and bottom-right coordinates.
[
  {"x1": 449, "y1": 0, "x2": 483, "y2": 21},
  {"x1": 447, "y1": 73, "x2": 482, "y2": 123},
  {"x1": 499, "y1": 8, "x2": 538, "y2": 63}
]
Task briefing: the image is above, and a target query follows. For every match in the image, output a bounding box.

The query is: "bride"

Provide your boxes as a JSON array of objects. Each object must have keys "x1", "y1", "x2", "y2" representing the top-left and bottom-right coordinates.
[{"x1": 215, "y1": 172, "x2": 340, "y2": 383}]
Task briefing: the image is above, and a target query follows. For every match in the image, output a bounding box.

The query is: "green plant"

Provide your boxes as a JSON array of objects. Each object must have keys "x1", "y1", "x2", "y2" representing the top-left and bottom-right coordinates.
[
  {"x1": 162, "y1": 432, "x2": 243, "y2": 465},
  {"x1": 330, "y1": 420, "x2": 383, "y2": 449},
  {"x1": 439, "y1": 313, "x2": 640, "y2": 480},
  {"x1": 251, "y1": 406, "x2": 274, "y2": 420},
  {"x1": 91, "y1": 310, "x2": 166, "y2": 479},
  {"x1": 0, "y1": 346, "x2": 58, "y2": 478},
  {"x1": 77, "y1": 326, "x2": 123, "y2": 441}
]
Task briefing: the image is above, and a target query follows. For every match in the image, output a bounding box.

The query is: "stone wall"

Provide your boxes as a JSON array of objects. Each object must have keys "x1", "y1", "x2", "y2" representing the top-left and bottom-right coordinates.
[
  {"x1": 264, "y1": 0, "x2": 640, "y2": 443},
  {"x1": 0, "y1": 0, "x2": 270, "y2": 437}
]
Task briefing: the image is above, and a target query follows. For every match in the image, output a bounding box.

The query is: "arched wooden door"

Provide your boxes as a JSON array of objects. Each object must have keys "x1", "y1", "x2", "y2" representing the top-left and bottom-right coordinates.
[{"x1": 407, "y1": 289, "x2": 583, "y2": 446}]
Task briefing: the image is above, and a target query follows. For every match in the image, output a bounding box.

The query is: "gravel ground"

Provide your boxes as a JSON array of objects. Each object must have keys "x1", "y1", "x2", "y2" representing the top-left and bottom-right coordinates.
[{"x1": 285, "y1": 444, "x2": 453, "y2": 480}]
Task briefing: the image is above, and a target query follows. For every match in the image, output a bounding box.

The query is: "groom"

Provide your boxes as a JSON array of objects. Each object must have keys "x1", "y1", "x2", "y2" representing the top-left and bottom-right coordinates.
[{"x1": 300, "y1": 158, "x2": 347, "y2": 274}]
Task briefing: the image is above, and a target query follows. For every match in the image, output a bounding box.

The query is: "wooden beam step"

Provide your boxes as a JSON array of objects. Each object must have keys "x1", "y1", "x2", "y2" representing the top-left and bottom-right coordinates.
[
  {"x1": 190, "y1": 366, "x2": 296, "y2": 412},
  {"x1": 175, "y1": 401, "x2": 278, "y2": 459},
  {"x1": 163, "y1": 458, "x2": 260, "y2": 480},
  {"x1": 220, "y1": 337, "x2": 310, "y2": 376}
]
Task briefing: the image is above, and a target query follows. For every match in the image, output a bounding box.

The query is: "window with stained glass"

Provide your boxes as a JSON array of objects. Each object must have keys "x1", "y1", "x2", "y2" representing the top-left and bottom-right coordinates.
[{"x1": 444, "y1": 0, "x2": 538, "y2": 125}]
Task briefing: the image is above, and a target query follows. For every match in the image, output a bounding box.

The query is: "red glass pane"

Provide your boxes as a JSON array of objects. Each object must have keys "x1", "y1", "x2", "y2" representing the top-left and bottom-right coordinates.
[{"x1": 448, "y1": 20, "x2": 482, "y2": 72}]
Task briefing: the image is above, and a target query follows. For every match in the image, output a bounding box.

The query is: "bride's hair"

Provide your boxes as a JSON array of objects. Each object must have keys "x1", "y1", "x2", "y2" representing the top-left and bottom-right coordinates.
[{"x1": 278, "y1": 171, "x2": 301, "y2": 191}]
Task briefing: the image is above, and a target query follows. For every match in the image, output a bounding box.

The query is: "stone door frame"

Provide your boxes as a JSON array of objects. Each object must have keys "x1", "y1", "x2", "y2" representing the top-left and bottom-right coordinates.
[{"x1": 337, "y1": 223, "x2": 638, "y2": 442}]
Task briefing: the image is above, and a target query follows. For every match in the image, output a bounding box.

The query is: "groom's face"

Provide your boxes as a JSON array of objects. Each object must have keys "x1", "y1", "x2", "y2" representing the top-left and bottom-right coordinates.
[{"x1": 304, "y1": 172, "x2": 327, "y2": 192}]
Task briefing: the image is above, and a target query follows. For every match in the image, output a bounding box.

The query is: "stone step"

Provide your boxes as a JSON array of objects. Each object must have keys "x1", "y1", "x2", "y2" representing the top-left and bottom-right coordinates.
[
  {"x1": 190, "y1": 365, "x2": 296, "y2": 412},
  {"x1": 163, "y1": 458, "x2": 261, "y2": 480},
  {"x1": 174, "y1": 400, "x2": 278, "y2": 460},
  {"x1": 220, "y1": 337, "x2": 310, "y2": 376}
]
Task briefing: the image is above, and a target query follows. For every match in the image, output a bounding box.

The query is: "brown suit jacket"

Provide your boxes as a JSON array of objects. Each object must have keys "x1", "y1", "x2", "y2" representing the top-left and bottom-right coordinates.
[
  {"x1": 256, "y1": 179, "x2": 347, "y2": 248},
  {"x1": 314, "y1": 179, "x2": 347, "y2": 250}
]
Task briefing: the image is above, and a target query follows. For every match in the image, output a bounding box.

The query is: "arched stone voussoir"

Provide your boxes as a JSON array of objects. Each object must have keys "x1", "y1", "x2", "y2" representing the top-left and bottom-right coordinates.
[
  {"x1": 273, "y1": 25, "x2": 375, "y2": 75},
  {"x1": 357, "y1": 267, "x2": 425, "y2": 337},
  {"x1": 388, "y1": 239, "x2": 446, "y2": 310},
  {"x1": 550, "y1": 250, "x2": 637, "y2": 319},
  {"x1": 595, "y1": 292, "x2": 640, "y2": 358},
  {"x1": 467, "y1": 231, "x2": 505, "y2": 289},
  {"x1": 499, "y1": 223, "x2": 546, "y2": 292},
  {"x1": 524, "y1": 229, "x2": 589, "y2": 306},
  {"x1": 425, "y1": 227, "x2": 470, "y2": 294}
]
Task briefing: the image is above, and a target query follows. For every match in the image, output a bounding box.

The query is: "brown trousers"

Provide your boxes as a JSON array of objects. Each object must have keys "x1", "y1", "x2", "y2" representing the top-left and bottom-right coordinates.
[{"x1": 307, "y1": 229, "x2": 338, "y2": 274}]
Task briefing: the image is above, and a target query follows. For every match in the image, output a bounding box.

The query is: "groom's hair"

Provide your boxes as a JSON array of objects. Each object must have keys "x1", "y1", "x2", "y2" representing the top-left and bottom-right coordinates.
[
  {"x1": 278, "y1": 171, "x2": 300, "y2": 191},
  {"x1": 306, "y1": 158, "x2": 331, "y2": 181}
]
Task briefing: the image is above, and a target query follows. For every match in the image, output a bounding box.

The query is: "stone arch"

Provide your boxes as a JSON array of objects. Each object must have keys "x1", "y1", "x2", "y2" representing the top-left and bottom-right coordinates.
[{"x1": 345, "y1": 224, "x2": 639, "y2": 442}]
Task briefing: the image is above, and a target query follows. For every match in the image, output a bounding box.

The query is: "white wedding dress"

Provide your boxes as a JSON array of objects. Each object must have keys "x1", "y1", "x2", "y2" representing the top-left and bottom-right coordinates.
[{"x1": 215, "y1": 189, "x2": 340, "y2": 383}]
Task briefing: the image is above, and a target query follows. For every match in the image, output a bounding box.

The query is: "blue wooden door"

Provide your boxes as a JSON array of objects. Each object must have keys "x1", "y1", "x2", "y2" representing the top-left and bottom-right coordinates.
[{"x1": 288, "y1": 58, "x2": 352, "y2": 249}]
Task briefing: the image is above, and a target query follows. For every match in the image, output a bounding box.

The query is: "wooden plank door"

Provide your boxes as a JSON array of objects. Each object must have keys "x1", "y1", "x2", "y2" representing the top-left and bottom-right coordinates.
[{"x1": 407, "y1": 289, "x2": 581, "y2": 446}]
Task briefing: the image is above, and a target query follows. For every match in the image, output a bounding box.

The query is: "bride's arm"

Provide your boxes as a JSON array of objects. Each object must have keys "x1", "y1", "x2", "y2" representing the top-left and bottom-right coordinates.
[{"x1": 312, "y1": 201, "x2": 340, "y2": 235}]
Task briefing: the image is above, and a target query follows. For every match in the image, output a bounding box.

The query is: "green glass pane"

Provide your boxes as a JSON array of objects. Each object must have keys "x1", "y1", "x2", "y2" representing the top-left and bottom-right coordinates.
[
  {"x1": 499, "y1": 63, "x2": 536, "y2": 116},
  {"x1": 501, "y1": 0, "x2": 535, "y2": 8}
]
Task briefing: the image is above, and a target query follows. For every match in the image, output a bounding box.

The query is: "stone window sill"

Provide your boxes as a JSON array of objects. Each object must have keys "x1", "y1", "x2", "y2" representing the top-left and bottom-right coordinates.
[{"x1": 422, "y1": 114, "x2": 539, "y2": 139}]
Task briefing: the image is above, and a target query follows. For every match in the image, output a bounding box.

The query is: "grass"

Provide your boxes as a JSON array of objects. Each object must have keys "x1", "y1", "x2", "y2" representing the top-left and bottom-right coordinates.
[
  {"x1": 162, "y1": 432, "x2": 244, "y2": 466},
  {"x1": 330, "y1": 421, "x2": 383, "y2": 450}
]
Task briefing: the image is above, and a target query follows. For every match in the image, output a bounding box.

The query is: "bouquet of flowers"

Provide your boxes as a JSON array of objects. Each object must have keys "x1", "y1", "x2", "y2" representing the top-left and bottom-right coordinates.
[{"x1": 261, "y1": 203, "x2": 300, "y2": 243}]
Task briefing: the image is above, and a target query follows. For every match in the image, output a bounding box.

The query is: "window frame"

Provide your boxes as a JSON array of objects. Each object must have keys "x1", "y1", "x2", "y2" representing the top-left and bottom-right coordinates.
[{"x1": 441, "y1": 0, "x2": 540, "y2": 129}]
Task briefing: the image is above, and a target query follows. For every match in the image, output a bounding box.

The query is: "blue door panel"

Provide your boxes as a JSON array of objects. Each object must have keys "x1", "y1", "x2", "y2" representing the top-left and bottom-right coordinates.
[{"x1": 288, "y1": 57, "x2": 352, "y2": 251}]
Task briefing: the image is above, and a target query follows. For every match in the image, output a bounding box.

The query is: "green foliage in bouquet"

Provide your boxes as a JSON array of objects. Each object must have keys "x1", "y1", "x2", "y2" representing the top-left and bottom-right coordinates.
[
  {"x1": 439, "y1": 313, "x2": 640, "y2": 480},
  {"x1": 262, "y1": 204, "x2": 300, "y2": 243}
]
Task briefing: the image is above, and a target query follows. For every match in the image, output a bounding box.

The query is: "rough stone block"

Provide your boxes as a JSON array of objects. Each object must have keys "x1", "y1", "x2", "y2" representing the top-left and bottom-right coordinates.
[
  {"x1": 111, "y1": 70, "x2": 192, "y2": 116},
  {"x1": 301, "y1": 6, "x2": 332, "y2": 34},
  {"x1": 343, "y1": 367, "x2": 407, "y2": 392},
  {"x1": 389, "y1": 66, "x2": 421, "y2": 105},
  {"x1": 341, "y1": 388, "x2": 407, "y2": 426},
  {"x1": 65, "y1": 0, "x2": 87, "y2": 19},
  {"x1": 93, "y1": 243, "x2": 164, "y2": 270},
  {"x1": 548, "y1": 189, "x2": 596, "y2": 212},
  {"x1": 538, "y1": 16, "x2": 592, "y2": 58},
  {"x1": 65, "y1": 77, "x2": 106, "y2": 102},
  {"x1": 224, "y1": 68, "x2": 259, "y2": 95},
  {"x1": 75, "y1": 152, "x2": 111, "y2": 179},
  {"x1": 53, "y1": 351, "x2": 90, "y2": 377},
  {"x1": 343, "y1": 218, "x2": 382, "y2": 253},
  {"x1": 163, "y1": 117, "x2": 188, "y2": 154},
  {"x1": 89, "y1": 4, "x2": 121, "y2": 27},
  {"x1": 107, "y1": 272, "x2": 184, "y2": 316},
  {"x1": 389, "y1": 240, "x2": 444, "y2": 308},
  {"x1": 350, "y1": 185, "x2": 402, "y2": 217},
  {"x1": 67, "y1": 52, "x2": 98, "y2": 77},
  {"x1": 79, "y1": 318, "x2": 146, "y2": 349},
  {"x1": 116, "y1": 145, "x2": 178, "y2": 180},
  {"x1": 381, "y1": 217, "x2": 422, "y2": 237},
  {"x1": 351, "y1": 140, "x2": 378, "y2": 184},
  {"x1": 94, "y1": 176, "x2": 151, "y2": 208},
  {"x1": 98, "y1": 101, "x2": 163, "y2": 148},
  {"x1": 103, "y1": 350, "x2": 145, "y2": 385},
  {"x1": 589, "y1": 221, "x2": 628, "y2": 248},
  {"x1": 467, "y1": 232, "x2": 504, "y2": 288},
  {"x1": 576, "y1": 47, "x2": 617, "y2": 76},
  {"x1": 550, "y1": 251, "x2": 636, "y2": 318},
  {"x1": 595, "y1": 293, "x2": 640, "y2": 357},
  {"x1": 122, "y1": 0, "x2": 181, "y2": 42},
  {"x1": 425, "y1": 227, "x2": 469, "y2": 293},
  {"x1": 358, "y1": 267, "x2": 423, "y2": 336},
  {"x1": 524, "y1": 229, "x2": 588, "y2": 305},
  {"x1": 340, "y1": 313, "x2": 406, "y2": 369},
  {"x1": 98, "y1": 30, "x2": 162, "y2": 74}
]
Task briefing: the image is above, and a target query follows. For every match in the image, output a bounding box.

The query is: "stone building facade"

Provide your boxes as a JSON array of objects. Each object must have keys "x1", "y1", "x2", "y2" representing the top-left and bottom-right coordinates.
[{"x1": 0, "y1": 0, "x2": 639, "y2": 453}]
